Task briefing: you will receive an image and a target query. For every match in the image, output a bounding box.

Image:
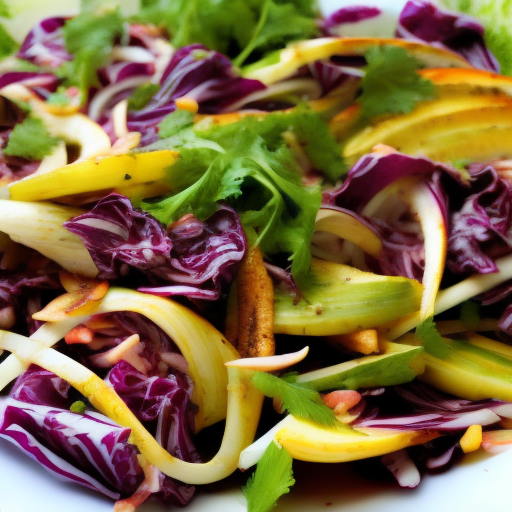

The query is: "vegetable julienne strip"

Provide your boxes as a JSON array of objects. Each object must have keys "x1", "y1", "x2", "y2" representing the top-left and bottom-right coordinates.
[{"x1": 0, "y1": 328, "x2": 262, "y2": 485}]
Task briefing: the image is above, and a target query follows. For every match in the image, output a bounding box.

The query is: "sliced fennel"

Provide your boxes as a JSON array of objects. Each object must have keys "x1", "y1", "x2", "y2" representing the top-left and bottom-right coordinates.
[{"x1": 0, "y1": 200, "x2": 98, "y2": 277}]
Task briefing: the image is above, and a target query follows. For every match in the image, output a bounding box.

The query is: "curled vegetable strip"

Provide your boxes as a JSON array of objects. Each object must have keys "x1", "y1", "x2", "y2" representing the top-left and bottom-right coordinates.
[
  {"x1": 0, "y1": 330, "x2": 263, "y2": 485},
  {"x1": 387, "y1": 180, "x2": 447, "y2": 339},
  {"x1": 30, "y1": 287, "x2": 239, "y2": 430},
  {"x1": 0, "y1": 316, "x2": 88, "y2": 392}
]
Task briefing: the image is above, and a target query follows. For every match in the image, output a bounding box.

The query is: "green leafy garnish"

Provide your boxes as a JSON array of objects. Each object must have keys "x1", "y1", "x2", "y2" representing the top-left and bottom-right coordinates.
[
  {"x1": 135, "y1": 0, "x2": 319, "y2": 64},
  {"x1": 142, "y1": 106, "x2": 342, "y2": 278},
  {"x1": 157, "y1": 109, "x2": 195, "y2": 138},
  {"x1": 46, "y1": 89, "x2": 72, "y2": 107},
  {"x1": 70, "y1": 401, "x2": 87, "y2": 414},
  {"x1": 127, "y1": 83, "x2": 160, "y2": 111},
  {"x1": 0, "y1": 23, "x2": 17, "y2": 59},
  {"x1": 243, "y1": 441, "x2": 295, "y2": 512},
  {"x1": 59, "y1": 5, "x2": 125, "y2": 101},
  {"x1": 4, "y1": 116, "x2": 60, "y2": 161},
  {"x1": 358, "y1": 46, "x2": 436, "y2": 120},
  {"x1": 416, "y1": 316, "x2": 452, "y2": 359},
  {"x1": 252, "y1": 371, "x2": 338, "y2": 426}
]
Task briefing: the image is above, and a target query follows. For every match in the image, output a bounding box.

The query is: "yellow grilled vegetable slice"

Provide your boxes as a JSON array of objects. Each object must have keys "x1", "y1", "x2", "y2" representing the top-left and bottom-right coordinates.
[{"x1": 9, "y1": 150, "x2": 179, "y2": 202}]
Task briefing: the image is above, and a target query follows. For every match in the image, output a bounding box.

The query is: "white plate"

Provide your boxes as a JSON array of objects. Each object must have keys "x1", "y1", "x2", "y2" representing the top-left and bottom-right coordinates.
[
  {"x1": 2, "y1": 1, "x2": 508, "y2": 512},
  {"x1": 2, "y1": 432, "x2": 512, "y2": 512}
]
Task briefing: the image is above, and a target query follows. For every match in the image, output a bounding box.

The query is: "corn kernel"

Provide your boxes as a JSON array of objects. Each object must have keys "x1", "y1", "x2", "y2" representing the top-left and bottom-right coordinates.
[
  {"x1": 460, "y1": 424, "x2": 483, "y2": 453},
  {"x1": 175, "y1": 97, "x2": 199, "y2": 113}
]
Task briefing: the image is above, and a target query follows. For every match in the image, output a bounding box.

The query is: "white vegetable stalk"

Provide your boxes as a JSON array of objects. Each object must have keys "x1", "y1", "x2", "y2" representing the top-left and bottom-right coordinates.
[
  {"x1": 0, "y1": 199, "x2": 99, "y2": 277},
  {"x1": 387, "y1": 181, "x2": 447, "y2": 339}
]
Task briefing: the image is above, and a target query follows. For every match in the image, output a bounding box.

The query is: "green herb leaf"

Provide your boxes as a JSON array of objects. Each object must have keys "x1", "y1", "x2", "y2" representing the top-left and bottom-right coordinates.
[
  {"x1": 252, "y1": 371, "x2": 337, "y2": 426},
  {"x1": 243, "y1": 441, "x2": 295, "y2": 512},
  {"x1": 46, "y1": 89, "x2": 72, "y2": 107},
  {"x1": 0, "y1": 23, "x2": 17, "y2": 59},
  {"x1": 4, "y1": 116, "x2": 60, "y2": 161},
  {"x1": 60, "y1": 6, "x2": 125, "y2": 101},
  {"x1": 143, "y1": 106, "x2": 336, "y2": 278},
  {"x1": 136, "y1": 0, "x2": 318, "y2": 63},
  {"x1": 127, "y1": 83, "x2": 160, "y2": 111},
  {"x1": 70, "y1": 401, "x2": 87, "y2": 414},
  {"x1": 358, "y1": 46, "x2": 436, "y2": 120},
  {"x1": 416, "y1": 316, "x2": 452, "y2": 359},
  {"x1": 157, "y1": 109, "x2": 195, "y2": 138}
]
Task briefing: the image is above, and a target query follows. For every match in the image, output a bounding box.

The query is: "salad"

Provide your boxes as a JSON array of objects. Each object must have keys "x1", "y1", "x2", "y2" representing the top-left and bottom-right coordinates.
[{"x1": 1, "y1": 0, "x2": 512, "y2": 511}]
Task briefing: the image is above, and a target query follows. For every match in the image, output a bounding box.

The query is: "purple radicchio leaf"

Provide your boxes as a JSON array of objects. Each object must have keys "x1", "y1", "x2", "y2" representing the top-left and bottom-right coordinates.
[
  {"x1": 10, "y1": 365, "x2": 72, "y2": 409},
  {"x1": 447, "y1": 163, "x2": 512, "y2": 276},
  {"x1": 0, "y1": 398, "x2": 143, "y2": 499},
  {"x1": 396, "y1": 0, "x2": 500, "y2": 72},
  {"x1": 322, "y1": 150, "x2": 457, "y2": 213},
  {"x1": 0, "y1": 72, "x2": 59, "y2": 98},
  {"x1": 353, "y1": 381, "x2": 512, "y2": 432},
  {"x1": 64, "y1": 193, "x2": 246, "y2": 300},
  {"x1": 63, "y1": 193, "x2": 173, "y2": 279},
  {"x1": 139, "y1": 205, "x2": 246, "y2": 299},
  {"x1": 321, "y1": 6, "x2": 382, "y2": 35},
  {"x1": 108, "y1": 360, "x2": 198, "y2": 506},
  {"x1": 17, "y1": 17, "x2": 71, "y2": 68},
  {"x1": 127, "y1": 44, "x2": 265, "y2": 146}
]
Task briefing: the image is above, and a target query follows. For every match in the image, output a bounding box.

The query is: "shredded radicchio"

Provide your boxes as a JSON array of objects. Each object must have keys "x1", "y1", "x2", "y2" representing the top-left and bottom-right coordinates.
[
  {"x1": 396, "y1": 0, "x2": 500, "y2": 72},
  {"x1": 127, "y1": 44, "x2": 266, "y2": 146},
  {"x1": 321, "y1": 6, "x2": 382, "y2": 35},
  {"x1": 63, "y1": 193, "x2": 246, "y2": 300}
]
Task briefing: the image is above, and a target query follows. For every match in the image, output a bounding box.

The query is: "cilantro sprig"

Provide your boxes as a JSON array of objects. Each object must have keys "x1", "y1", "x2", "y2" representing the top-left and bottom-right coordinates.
[
  {"x1": 135, "y1": 0, "x2": 319, "y2": 64},
  {"x1": 243, "y1": 441, "x2": 295, "y2": 512},
  {"x1": 252, "y1": 372, "x2": 338, "y2": 426},
  {"x1": 416, "y1": 316, "x2": 451, "y2": 359},
  {"x1": 59, "y1": 4, "x2": 125, "y2": 102},
  {"x1": 4, "y1": 116, "x2": 60, "y2": 161},
  {"x1": 142, "y1": 106, "x2": 343, "y2": 278},
  {"x1": 358, "y1": 46, "x2": 436, "y2": 120}
]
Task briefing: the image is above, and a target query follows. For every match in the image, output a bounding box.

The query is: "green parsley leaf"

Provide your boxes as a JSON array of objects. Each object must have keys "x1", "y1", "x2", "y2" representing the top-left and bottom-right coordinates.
[
  {"x1": 142, "y1": 106, "x2": 339, "y2": 278},
  {"x1": 243, "y1": 441, "x2": 295, "y2": 512},
  {"x1": 46, "y1": 89, "x2": 72, "y2": 107},
  {"x1": 127, "y1": 83, "x2": 160, "y2": 111},
  {"x1": 136, "y1": 0, "x2": 319, "y2": 63},
  {"x1": 157, "y1": 109, "x2": 195, "y2": 138},
  {"x1": 70, "y1": 401, "x2": 87, "y2": 414},
  {"x1": 4, "y1": 116, "x2": 60, "y2": 161},
  {"x1": 252, "y1": 371, "x2": 338, "y2": 426},
  {"x1": 358, "y1": 46, "x2": 436, "y2": 120},
  {"x1": 416, "y1": 316, "x2": 452, "y2": 359},
  {"x1": 60, "y1": 6, "x2": 124, "y2": 101},
  {"x1": 0, "y1": 23, "x2": 17, "y2": 59}
]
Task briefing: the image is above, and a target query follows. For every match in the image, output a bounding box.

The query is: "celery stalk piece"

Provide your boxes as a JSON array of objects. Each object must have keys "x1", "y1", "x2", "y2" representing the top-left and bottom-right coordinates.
[
  {"x1": 273, "y1": 258, "x2": 423, "y2": 336},
  {"x1": 402, "y1": 333, "x2": 512, "y2": 401},
  {"x1": 296, "y1": 341, "x2": 424, "y2": 391},
  {"x1": 0, "y1": 199, "x2": 98, "y2": 277}
]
